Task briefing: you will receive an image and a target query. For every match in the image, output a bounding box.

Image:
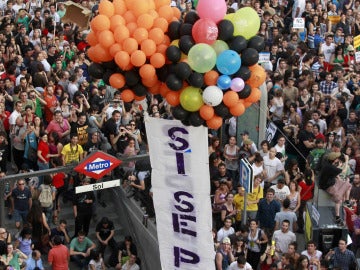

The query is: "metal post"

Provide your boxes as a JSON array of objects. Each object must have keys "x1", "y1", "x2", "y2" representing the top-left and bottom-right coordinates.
[{"x1": 242, "y1": 192, "x2": 247, "y2": 225}]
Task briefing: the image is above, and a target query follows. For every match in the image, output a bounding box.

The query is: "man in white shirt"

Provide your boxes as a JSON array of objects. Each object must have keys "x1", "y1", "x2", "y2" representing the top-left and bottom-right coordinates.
[
  {"x1": 272, "y1": 179, "x2": 290, "y2": 203},
  {"x1": 301, "y1": 240, "x2": 322, "y2": 270},
  {"x1": 272, "y1": 220, "x2": 296, "y2": 257},
  {"x1": 229, "y1": 256, "x2": 253, "y2": 270},
  {"x1": 263, "y1": 147, "x2": 284, "y2": 185},
  {"x1": 309, "y1": 110, "x2": 327, "y2": 134},
  {"x1": 217, "y1": 217, "x2": 235, "y2": 243}
]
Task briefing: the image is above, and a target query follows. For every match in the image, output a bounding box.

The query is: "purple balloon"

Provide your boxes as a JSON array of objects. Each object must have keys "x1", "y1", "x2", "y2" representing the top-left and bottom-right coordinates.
[{"x1": 230, "y1": 77, "x2": 245, "y2": 92}]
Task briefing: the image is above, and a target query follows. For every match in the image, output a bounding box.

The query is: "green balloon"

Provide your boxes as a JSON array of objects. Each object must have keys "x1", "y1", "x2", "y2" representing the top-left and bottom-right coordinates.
[
  {"x1": 193, "y1": 0, "x2": 198, "y2": 8},
  {"x1": 180, "y1": 86, "x2": 204, "y2": 112},
  {"x1": 188, "y1": 43, "x2": 217, "y2": 73},
  {"x1": 231, "y1": 7, "x2": 260, "y2": 40},
  {"x1": 211, "y1": 40, "x2": 229, "y2": 55}
]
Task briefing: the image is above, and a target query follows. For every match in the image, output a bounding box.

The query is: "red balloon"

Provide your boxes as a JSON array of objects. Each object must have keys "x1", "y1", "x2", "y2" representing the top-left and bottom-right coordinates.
[{"x1": 192, "y1": 18, "x2": 218, "y2": 45}]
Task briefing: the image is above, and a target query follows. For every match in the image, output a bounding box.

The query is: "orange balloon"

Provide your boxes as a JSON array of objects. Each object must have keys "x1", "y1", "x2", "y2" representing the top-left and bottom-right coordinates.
[
  {"x1": 134, "y1": 95, "x2": 146, "y2": 101},
  {"x1": 230, "y1": 101, "x2": 245, "y2": 116},
  {"x1": 123, "y1": 10, "x2": 136, "y2": 23},
  {"x1": 141, "y1": 39, "x2": 156, "y2": 57},
  {"x1": 156, "y1": 44, "x2": 167, "y2": 55},
  {"x1": 109, "y1": 73, "x2": 126, "y2": 89},
  {"x1": 206, "y1": 115, "x2": 223, "y2": 130},
  {"x1": 94, "y1": 44, "x2": 113, "y2": 62},
  {"x1": 137, "y1": 13, "x2": 154, "y2": 30},
  {"x1": 114, "y1": 25, "x2": 129, "y2": 43},
  {"x1": 130, "y1": 0, "x2": 149, "y2": 17},
  {"x1": 91, "y1": 15, "x2": 111, "y2": 31},
  {"x1": 142, "y1": 76, "x2": 158, "y2": 87},
  {"x1": 114, "y1": 51, "x2": 130, "y2": 70},
  {"x1": 148, "y1": 28, "x2": 164, "y2": 45},
  {"x1": 126, "y1": 22, "x2": 138, "y2": 36},
  {"x1": 162, "y1": 34, "x2": 170, "y2": 46},
  {"x1": 124, "y1": 0, "x2": 133, "y2": 10},
  {"x1": 132, "y1": 27, "x2": 148, "y2": 44},
  {"x1": 123, "y1": 62, "x2": 134, "y2": 71},
  {"x1": 147, "y1": 0, "x2": 155, "y2": 11},
  {"x1": 98, "y1": 0, "x2": 114, "y2": 17},
  {"x1": 148, "y1": 81, "x2": 161, "y2": 94},
  {"x1": 148, "y1": 9, "x2": 159, "y2": 19},
  {"x1": 244, "y1": 87, "x2": 262, "y2": 103},
  {"x1": 87, "y1": 47, "x2": 100, "y2": 62},
  {"x1": 243, "y1": 101, "x2": 253, "y2": 108},
  {"x1": 150, "y1": 52, "x2": 165, "y2": 68},
  {"x1": 109, "y1": 43, "x2": 122, "y2": 57},
  {"x1": 155, "y1": 0, "x2": 171, "y2": 9},
  {"x1": 98, "y1": 30, "x2": 115, "y2": 48},
  {"x1": 199, "y1": 105, "x2": 214, "y2": 120},
  {"x1": 139, "y1": 64, "x2": 156, "y2": 79},
  {"x1": 113, "y1": 0, "x2": 127, "y2": 15},
  {"x1": 122, "y1": 38, "x2": 138, "y2": 54},
  {"x1": 204, "y1": 70, "x2": 219, "y2": 86},
  {"x1": 153, "y1": 17, "x2": 168, "y2": 32},
  {"x1": 166, "y1": 90, "x2": 180, "y2": 106},
  {"x1": 158, "y1": 5, "x2": 173, "y2": 22},
  {"x1": 130, "y1": 50, "x2": 146, "y2": 66},
  {"x1": 223, "y1": 91, "x2": 239, "y2": 108},
  {"x1": 86, "y1": 31, "x2": 98, "y2": 46},
  {"x1": 110, "y1": 14, "x2": 125, "y2": 31},
  {"x1": 159, "y1": 82, "x2": 171, "y2": 97},
  {"x1": 121, "y1": 89, "x2": 135, "y2": 102},
  {"x1": 247, "y1": 64, "x2": 266, "y2": 88},
  {"x1": 172, "y1": 6, "x2": 181, "y2": 19}
]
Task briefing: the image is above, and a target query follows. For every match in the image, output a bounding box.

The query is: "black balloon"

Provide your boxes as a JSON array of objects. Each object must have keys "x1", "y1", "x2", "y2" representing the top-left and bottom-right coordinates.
[
  {"x1": 180, "y1": 23, "x2": 193, "y2": 36},
  {"x1": 175, "y1": 62, "x2": 192, "y2": 80},
  {"x1": 233, "y1": 66, "x2": 251, "y2": 81},
  {"x1": 184, "y1": 11, "x2": 200, "y2": 24},
  {"x1": 247, "y1": 36, "x2": 265, "y2": 52},
  {"x1": 181, "y1": 118, "x2": 191, "y2": 126},
  {"x1": 214, "y1": 102, "x2": 231, "y2": 118},
  {"x1": 172, "y1": 105, "x2": 189, "y2": 121},
  {"x1": 188, "y1": 72, "x2": 204, "y2": 88},
  {"x1": 166, "y1": 46, "x2": 181, "y2": 63},
  {"x1": 124, "y1": 70, "x2": 140, "y2": 87},
  {"x1": 168, "y1": 21, "x2": 181, "y2": 40},
  {"x1": 102, "y1": 69, "x2": 113, "y2": 85},
  {"x1": 229, "y1": 36, "x2": 247, "y2": 53},
  {"x1": 241, "y1": 48, "x2": 259, "y2": 66},
  {"x1": 179, "y1": 35, "x2": 195, "y2": 54},
  {"x1": 217, "y1": 20, "x2": 234, "y2": 41},
  {"x1": 133, "y1": 84, "x2": 147, "y2": 96},
  {"x1": 156, "y1": 66, "x2": 169, "y2": 82},
  {"x1": 189, "y1": 112, "x2": 204, "y2": 127},
  {"x1": 102, "y1": 60, "x2": 117, "y2": 70},
  {"x1": 238, "y1": 84, "x2": 251, "y2": 99},
  {"x1": 166, "y1": 74, "x2": 183, "y2": 91},
  {"x1": 88, "y1": 63, "x2": 104, "y2": 79}
]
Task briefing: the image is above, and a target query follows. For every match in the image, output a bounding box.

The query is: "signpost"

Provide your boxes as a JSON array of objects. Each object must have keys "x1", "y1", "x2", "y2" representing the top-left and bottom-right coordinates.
[
  {"x1": 74, "y1": 151, "x2": 121, "y2": 180},
  {"x1": 75, "y1": 179, "x2": 121, "y2": 194},
  {"x1": 239, "y1": 158, "x2": 253, "y2": 224}
]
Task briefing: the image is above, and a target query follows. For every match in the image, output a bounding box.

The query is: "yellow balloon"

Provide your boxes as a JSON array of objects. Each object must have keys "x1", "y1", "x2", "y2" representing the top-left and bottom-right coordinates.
[
  {"x1": 180, "y1": 86, "x2": 204, "y2": 112},
  {"x1": 224, "y1": 13, "x2": 234, "y2": 21},
  {"x1": 231, "y1": 7, "x2": 260, "y2": 40},
  {"x1": 170, "y1": 39, "x2": 179, "y2": 47}
]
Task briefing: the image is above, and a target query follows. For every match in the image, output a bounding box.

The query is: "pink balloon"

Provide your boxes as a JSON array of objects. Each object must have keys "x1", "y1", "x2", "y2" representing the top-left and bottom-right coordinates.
[
  {"x1": 231, "y1": 77, "x2": 245, "y2": 92},
  {"x1": 196, "y1": 0, "x2": 227, "y2": 23},
  {"x1": 192, "y1": 18, "x2": 218, "y2": 45}
]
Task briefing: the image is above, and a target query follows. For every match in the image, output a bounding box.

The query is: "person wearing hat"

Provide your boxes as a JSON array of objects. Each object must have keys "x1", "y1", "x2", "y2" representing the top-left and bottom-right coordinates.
[
  {"x1": 239, "y1": 138, "x2": 256, "y2": 164},
  {"x1": 319, "y1": 152, "x2": 352, "y2": 225},
  {"x1": 215, "y1": 236, "x2": 235, "y2": 270},
  {"x1": 240, "y1": 130, "x2": 258, "y2": 153}
]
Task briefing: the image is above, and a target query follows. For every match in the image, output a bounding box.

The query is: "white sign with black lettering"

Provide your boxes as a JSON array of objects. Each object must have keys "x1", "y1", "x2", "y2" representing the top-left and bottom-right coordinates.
[
  {"x1": 293, "y1": 18, "x2": 305, "y2": 29},
  {"x1": 75, "y1": 179, "x2": 120, "y2": 194},
  {"x1": 355, "y1": 52, "x2": 360, "y2": 63}
]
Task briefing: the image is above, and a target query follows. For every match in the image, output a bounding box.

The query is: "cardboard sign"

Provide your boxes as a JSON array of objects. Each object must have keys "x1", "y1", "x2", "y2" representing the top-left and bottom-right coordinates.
[
  {"x1": 61, "y1": 1, "x2": 91, "y2": 31},
  {"x1": 293, "y1": 18, "x2": 305, "y2": 29}
]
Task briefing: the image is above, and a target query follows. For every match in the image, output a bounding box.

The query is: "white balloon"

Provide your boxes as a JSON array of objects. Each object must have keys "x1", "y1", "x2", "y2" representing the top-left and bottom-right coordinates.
[{"x1": 202, "y1": 86, "x2": 223, "y2": 107}]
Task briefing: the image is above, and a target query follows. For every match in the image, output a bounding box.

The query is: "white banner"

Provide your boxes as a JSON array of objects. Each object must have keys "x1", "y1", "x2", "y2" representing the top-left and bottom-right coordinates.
[{"x1": 145, "y1": 118, "x2": 215, "y2": 270}]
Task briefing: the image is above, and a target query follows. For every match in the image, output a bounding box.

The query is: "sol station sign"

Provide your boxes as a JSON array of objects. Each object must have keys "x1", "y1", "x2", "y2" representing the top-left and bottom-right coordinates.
[{"x1": 74, "y1": 151, "x2": 121, "y2": 180}]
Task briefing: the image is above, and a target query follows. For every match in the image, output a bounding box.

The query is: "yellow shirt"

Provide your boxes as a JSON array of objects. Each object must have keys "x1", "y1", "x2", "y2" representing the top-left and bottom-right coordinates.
[
  {"x1": 61, "y1": 143, "x2": 84, "y2": 164},
  {"x1": 247, "y1": 185, "x2": 263, "y2": 211},
  {"x1": 233, "y1": 194, "x2": 244, "y2": 221}
]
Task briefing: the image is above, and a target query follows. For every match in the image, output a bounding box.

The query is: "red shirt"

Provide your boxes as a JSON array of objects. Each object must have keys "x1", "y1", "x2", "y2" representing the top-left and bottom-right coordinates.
[
  {"x1": 48, "y1": 244, "x2": 69, "y2": 270},
  {"x1": 52, "y1": 172, "x2": 65, "y2": 189},
  {"x1": 37, "y1": 140, "x2": 50, "y2": 163},
  {"x1": 299, "y1": 181, "x2": 315, "y2": 201}
]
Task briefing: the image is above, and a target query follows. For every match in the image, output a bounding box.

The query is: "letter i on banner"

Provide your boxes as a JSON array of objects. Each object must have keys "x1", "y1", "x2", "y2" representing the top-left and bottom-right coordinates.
[{"x1": 145, "y1": 118, "x2": 215, "y2": 270}]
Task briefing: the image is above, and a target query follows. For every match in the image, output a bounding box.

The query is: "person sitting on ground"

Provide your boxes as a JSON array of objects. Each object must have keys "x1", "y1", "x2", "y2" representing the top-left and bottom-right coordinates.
[{"x1": 69, "y1": 230, "x2": 96, "y2": 269}]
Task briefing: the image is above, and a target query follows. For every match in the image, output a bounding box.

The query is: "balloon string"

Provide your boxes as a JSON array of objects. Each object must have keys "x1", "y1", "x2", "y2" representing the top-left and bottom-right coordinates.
[{"x1": 252, "y1": 102, "x2": 309, "y2": 162}]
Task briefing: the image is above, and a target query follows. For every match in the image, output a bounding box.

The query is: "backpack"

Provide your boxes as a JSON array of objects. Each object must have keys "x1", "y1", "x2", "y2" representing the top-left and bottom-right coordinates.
[{"x1": 39, "y1": 184, "x2": 53, "y2": 208}]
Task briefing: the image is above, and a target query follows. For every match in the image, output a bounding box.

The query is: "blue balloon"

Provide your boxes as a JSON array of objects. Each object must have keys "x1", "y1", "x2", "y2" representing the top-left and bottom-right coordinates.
[
  {"x1": 216, "y1": 50, "x2": 241, "y2": 75},
  {"x1": 217, "y1": 75, "x2": 232, "y2": 90}
]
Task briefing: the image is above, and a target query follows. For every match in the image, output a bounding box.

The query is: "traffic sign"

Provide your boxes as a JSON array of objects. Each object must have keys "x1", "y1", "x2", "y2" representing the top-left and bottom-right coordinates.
[
  {"x1": 75, "y1": 179, "x2": 121, "y2": 194},
  {"x1": 74, "y1": 151, "x2": 121, "y2": 180},
  {"x1": 239, "y1": 158, "x2": 253, "y2": 193}
]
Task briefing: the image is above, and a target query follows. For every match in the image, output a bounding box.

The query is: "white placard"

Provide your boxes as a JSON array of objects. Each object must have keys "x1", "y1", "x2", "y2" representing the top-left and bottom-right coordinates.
[
  {"x1": 293, "y1": 17, "x2": 305, "y2": 29},
  {"x1": 146, "y1": 118, "x2": 215, "y2": 270},
  {"x1": 355, "y1": 51, "x2": 360, "y2": 63},
  {"x1": 75, "y1": 179, "x2": 120, "y2": 193},
  {"x1": 258, "y1": 52, "x2": 270, "y2": 63}
]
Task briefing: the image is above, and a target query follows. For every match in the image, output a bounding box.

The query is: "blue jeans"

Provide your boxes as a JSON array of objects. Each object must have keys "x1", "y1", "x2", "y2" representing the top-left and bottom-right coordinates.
[
  {"x1": 14, "y1": 209, "x2": 28, "y2": 224},
  {"x1": 37, "y1": 161, "x2": 49, "y2": 185}
]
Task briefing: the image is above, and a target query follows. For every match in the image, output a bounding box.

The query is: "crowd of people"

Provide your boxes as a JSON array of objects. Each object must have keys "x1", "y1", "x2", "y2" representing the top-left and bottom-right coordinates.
[{"x1": 0, "y1": 0, "x2": 360, "y2": 269}]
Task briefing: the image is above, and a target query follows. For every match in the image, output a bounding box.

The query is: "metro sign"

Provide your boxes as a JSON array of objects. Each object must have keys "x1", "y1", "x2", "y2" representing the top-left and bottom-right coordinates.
[{"x1": 74, "y1": 151, "x2": 121, "y2": 180}]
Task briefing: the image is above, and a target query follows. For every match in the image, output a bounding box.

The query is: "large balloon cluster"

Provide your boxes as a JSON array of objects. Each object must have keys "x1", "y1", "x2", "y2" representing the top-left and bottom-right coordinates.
[{"x1": 87, "y1": 0, "x2": 266, "y2": 129}]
